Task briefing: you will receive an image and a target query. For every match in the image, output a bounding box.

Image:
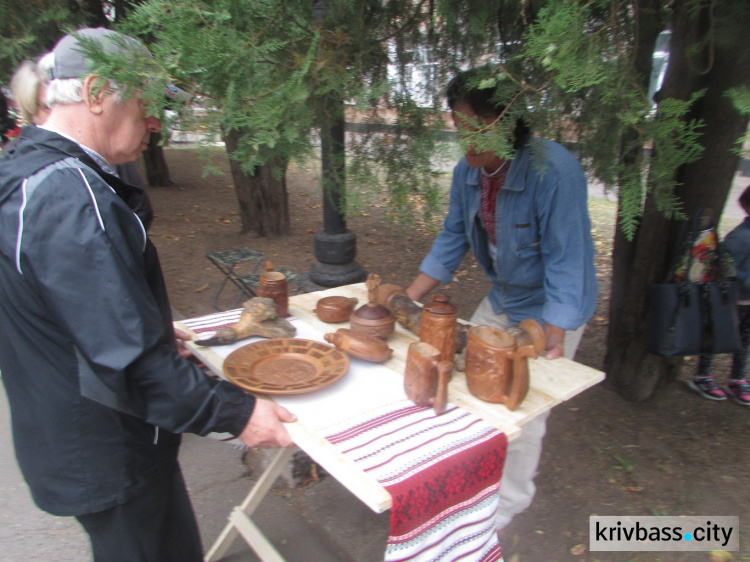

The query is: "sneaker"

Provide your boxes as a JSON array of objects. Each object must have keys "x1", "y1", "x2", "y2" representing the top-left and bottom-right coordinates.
[
  {"x1": 727, "y1": 380, "x2": 750, "y2": 406},
  {"x1": 688, "y1": 376, "x2": 727, "y2": 401}
]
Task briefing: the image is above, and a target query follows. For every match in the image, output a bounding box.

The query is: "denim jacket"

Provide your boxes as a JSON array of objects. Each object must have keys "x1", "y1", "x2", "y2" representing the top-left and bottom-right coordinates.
[
  {"x1": 420, "y1": 138, "x2": 598, "y2": 330},
  {"x1": 724, "y1": 216, "x2": 750, "y2": 301}
]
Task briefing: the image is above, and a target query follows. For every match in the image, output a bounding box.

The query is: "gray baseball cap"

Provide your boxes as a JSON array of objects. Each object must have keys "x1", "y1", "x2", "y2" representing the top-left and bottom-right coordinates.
[
  {"x1": 47, "y1": 27, "x2": 190, "y2": 102},
  {"x1": 48, "y1": 28, "x2": 148, "y2": 80}
]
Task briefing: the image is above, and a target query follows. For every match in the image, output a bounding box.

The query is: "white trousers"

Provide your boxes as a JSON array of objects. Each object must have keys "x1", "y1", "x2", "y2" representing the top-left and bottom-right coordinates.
[{"x1": 469, "y1": 297, "x2": 586, "y2": 529}]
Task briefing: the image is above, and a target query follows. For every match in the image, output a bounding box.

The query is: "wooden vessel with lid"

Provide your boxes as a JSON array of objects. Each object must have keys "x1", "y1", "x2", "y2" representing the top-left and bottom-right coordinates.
[
  {"x1": 349, "y1": 274, "x2": 395, "y2": 340},
  {"x1": 419, "y1": 293, "x2": 457, "y2": 364},
  {"x1": 314, "y1": 296, "x2": 358, "y2": 323}
]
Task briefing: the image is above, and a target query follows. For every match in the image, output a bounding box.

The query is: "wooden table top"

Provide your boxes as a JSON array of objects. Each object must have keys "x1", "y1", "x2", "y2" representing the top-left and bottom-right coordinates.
[{"x1": 176, "y1": 282, "x2": 605, "y2": 513}]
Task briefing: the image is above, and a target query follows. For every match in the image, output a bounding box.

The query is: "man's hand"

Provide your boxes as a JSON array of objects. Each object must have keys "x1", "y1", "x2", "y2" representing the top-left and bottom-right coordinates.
[
  {"x1": 174, "y1": 326, "x2": 195, "y2": 360},
  {"x1": 238, "y1": 399, "x2": 297, "y2": 448},
  {"x1": 407, "y1": 273, "x2": 441, "y2": 302},
  {"x1": 543, "y1": 323, "x2": 566, "y2": 360}
]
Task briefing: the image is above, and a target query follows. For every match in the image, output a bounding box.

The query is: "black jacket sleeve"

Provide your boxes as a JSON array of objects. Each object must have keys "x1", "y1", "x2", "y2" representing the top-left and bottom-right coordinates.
[{"x1": 19, "y1": 165, "x2": 254, "y2": 436}]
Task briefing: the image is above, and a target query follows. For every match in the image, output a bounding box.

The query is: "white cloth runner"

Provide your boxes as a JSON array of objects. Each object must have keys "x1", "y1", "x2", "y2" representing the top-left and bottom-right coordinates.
[
  {"x1": 181, "y1": 309, "x2": 507, "y2": 561},
  {"x1": 321, "y1": 400, "x2": 506, "y2": 562}
]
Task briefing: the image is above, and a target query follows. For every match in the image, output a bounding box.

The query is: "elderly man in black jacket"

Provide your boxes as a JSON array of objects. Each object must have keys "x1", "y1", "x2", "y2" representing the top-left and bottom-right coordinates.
[{"x1": 0, "y1": 28, "x2": 296, "y2": 562}]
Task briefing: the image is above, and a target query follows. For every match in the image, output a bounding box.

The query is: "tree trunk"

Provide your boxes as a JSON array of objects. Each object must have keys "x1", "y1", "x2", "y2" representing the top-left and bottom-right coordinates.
[
  {"x1": 142, "y1": 133, "x2": 173, "y2": 186},
  {"x1": 605, "y1": 0, "x2": 750, "y2": 400},
  {"x1": 223, "y1": 128, "x2": 290, "y2": 237}
]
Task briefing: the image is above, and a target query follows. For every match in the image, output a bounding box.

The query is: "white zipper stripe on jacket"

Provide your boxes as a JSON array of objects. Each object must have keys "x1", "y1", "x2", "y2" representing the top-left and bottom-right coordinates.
[
  {"x1": 77, "y1": 169, "x2": 106, "y2": 232},
  {"x1": 134, "y1": 209, "x2": 147, "y2": 252},
  {"x1": 15, "y1": 179, "x2": 29, "y2": 275}
]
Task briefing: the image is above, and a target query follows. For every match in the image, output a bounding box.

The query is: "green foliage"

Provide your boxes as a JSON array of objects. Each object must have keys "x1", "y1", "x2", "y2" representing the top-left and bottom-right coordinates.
[
  {"x1": 525, "y1": 0, "x2": 610, "y2": 92},
  {"x1": 644, "y1": 95, "x2": 705, "y2": 213},
  {"x1": 726, "y1": 86, "x2": 750, "y2": 158},
  {"x1": 40, "y1": 0, "x2": 742, "y2": 239},
  {"x1": 0, "y1": 0, "x2": 75, "y2": 79},
  {"x1": 112, "y1": 0, "x2": 513, "y2": 224},
  {"x1": 346, "y1": 95, "x2": 454, "y2": 225}
]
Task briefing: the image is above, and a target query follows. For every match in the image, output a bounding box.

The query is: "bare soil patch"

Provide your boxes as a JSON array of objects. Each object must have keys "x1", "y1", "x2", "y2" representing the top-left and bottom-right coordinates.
[{"x1": 146, "y1": 147, "x2": 749, "y2": 562}]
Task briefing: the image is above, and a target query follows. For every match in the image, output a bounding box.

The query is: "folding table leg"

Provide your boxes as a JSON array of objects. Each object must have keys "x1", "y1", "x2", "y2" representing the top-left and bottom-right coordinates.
[{"x1": 204, "y1": 447, "x2": 296, "y2": 562}]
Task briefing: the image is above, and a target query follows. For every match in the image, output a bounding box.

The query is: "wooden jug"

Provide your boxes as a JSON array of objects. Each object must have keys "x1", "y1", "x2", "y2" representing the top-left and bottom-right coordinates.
[{"x1": 464, "y1": 325, "x2": 537, "y2": 411}]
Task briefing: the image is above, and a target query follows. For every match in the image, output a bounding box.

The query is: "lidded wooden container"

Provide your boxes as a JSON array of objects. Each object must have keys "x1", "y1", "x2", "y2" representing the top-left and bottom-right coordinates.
[
  {"x1": 350, "y1": 274, "x2": 395, "y2": 340},
  {"x1": 314, "y1": 296, "x2": 358, "y2": 323},
  {"x1": 419, "y1": 294, "x2": 457, "y2": 364}
]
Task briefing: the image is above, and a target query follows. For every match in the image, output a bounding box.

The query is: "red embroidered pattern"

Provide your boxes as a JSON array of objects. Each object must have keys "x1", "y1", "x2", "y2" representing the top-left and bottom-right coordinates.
[
  {"x1": 386, "y1": 434, "x2": 508, "y2": 533},
  {"x1": 480, "y1": 166, "x2": 509, "y2": 246}
]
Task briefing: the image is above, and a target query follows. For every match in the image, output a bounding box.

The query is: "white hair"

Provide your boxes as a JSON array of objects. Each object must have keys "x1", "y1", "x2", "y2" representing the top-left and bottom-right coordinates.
[{"x1": 43, "y1": 51, "x2": 125, "y2": 107}]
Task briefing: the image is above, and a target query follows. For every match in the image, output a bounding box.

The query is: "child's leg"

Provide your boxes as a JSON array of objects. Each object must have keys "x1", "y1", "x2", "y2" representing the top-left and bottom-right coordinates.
[
  {"x1": 690, "y1": 353, "x2": 726, "y2": 400},
  {"x1": 730, "y1": 304, "x2": 750, "y2": 380},
  {"x1": 696, "y1": 353, "x2": 714, "y2": 377},
  {"x1": 727, "y1": 304, "x2": 750, "y2": 406}
]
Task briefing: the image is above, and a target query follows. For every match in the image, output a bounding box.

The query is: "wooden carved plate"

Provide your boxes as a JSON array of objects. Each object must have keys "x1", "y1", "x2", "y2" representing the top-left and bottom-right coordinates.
[{"x1": 223, "y1": 338, "x2": 350, "y2": 395}]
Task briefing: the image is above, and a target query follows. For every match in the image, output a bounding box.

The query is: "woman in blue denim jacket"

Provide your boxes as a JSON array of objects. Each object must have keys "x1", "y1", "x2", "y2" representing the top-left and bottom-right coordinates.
[
  {"x1": 689, "y1": 185, "x2": 750, "y2": 405},
  {"x1": 407, "y1": 69, "x2": 598, "y2": 534}
]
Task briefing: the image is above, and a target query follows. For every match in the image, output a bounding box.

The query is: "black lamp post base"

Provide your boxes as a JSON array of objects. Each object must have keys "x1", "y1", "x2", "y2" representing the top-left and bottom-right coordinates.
[{"x1": 305, "y1": 260, "x2": 368, "y2": 288}]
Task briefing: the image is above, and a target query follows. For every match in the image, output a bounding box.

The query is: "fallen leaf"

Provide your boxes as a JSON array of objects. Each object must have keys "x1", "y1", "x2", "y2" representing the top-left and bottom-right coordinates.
[
  {"x1": 624, "y1": 486, "x2": 643, "y2": 492},
  {"x1": 709, "y1": 551, "x2": 733, "y2": 562},
  {"x1": 164, "y1": 234, "x2": 180, "y2": 241},
  {"x1": 569, "y1": 407, "x2": 580, "y2": 412},
  {"x1": 570, "y1": 543, "x2": 586, "y2": 556},
  {"x1": 194, "y1": 284, "x2": 209, "y2": 293},
  {"x1": 307, "y1": 230, "x2": 316, "y2": 234}
]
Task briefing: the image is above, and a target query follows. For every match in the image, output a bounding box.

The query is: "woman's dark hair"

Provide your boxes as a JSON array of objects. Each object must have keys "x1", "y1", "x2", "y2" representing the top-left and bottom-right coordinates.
[
  {"x1": 445, "y1": 68, "x2": 531, "y2": 150},
  {"x1": 739, "y1": 184, "x2": 750, "y2": 214},
  {"x1": 1, "y1": 90, "x2": 16, "y2": 143}
]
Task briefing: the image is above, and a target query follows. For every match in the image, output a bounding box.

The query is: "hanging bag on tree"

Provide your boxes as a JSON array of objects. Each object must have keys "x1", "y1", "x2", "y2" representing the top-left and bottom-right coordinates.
[{"x1": 648, "y1": 209, "x2": 742, "y2": 356}]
